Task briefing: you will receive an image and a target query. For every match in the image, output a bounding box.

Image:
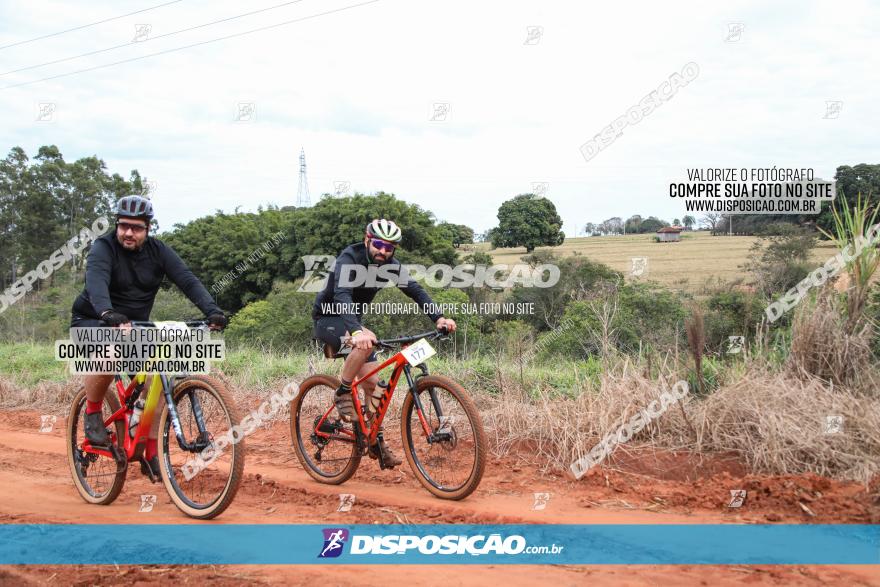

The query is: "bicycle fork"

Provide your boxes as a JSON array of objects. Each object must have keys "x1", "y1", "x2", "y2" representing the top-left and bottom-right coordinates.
[
  {"x1": 162, "y1": 375, "x2": 211, "y2": 453},
  {"x1": 405, "y1": 364, "x2": 453, "y2": 444}
]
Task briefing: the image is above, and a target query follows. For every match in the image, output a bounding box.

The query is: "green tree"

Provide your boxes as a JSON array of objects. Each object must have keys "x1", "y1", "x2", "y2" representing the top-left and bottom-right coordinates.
[
  {"x1": 161, "y1": 208, "x2": 302, "y2": 312},
  {"x1": 161, "y1": 192, "x2": 459, "y2": 312},
  {"x1": 815, "y1": 164, "x2": 880, "y2": 234},
  {"x1": 682, "y1": 215, "x2": 696, "y2": 230},
  {"x1": 703, "y1": 289, "x2": 765, "y2": 354},
  {"x1": 0, "y1": 145, "x2": 142, "y2": 288},
  {"x1": 511, "y1": 251, "x2": 621, "y2": 330},
  {"x1": 624, "y1": 215, "x2": 642, "y2": 234},
  {"x1": 638, "y1": 216, "x2": 666, "y2": 233},
  {"x1": 536, "y1": 280, "x2": 687, "y2": 359},
  {"x1": 490, "y1": 194, "x2": 564, "y2": 252},
  {"x1": 224, "y1": 281, "x2": 315, "y2": 349},
  {"x1": 296, "y1": 192, "x2": 457, "y2": 266},
  {"x1": 437, "y1": 222, "x2": 474, "y2": 247},
  {"x1": 741, "y1": 224, "x2": 815, "y2": 298}
]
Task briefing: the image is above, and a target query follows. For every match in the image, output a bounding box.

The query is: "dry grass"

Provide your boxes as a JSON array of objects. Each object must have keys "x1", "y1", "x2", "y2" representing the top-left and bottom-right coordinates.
[
  {"x1": 690, "y1": 367, "x2": 880, "y2": 481},
  {"x1": 472, "y1": 231, "x2": 838, "y2": 293},
  {"x1": 0, "y1": 377, "x2": 81, "y2": 414},
  {"x1": 787, "y1": 291, "x2": 875, "y2": 385},
  {"x1": 477, "y1": 352, "x2": 880, "y2": 483},
  {"x1": 685, "y1": 305, "x2": 706, "y2": 394},
  {"x1": 480, "y1": 355, "x2": 688, "y2": 471}
]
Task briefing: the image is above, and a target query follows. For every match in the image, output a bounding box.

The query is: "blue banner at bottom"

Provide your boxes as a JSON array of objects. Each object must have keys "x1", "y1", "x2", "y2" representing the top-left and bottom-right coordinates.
[{"x1": 0, "y1": 524, "x2": 877, "y2": 565}]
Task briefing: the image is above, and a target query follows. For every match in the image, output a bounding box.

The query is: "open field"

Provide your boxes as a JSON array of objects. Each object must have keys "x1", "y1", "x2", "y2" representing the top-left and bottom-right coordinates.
[{"x1": 471, "y1": 231, "x2": 839, "y2": 292}]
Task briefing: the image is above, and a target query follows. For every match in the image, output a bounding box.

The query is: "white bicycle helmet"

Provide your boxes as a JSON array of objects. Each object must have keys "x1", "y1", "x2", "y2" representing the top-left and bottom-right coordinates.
[{"x1": 365, "y1": 218, "x2": 402, "y2": 243}]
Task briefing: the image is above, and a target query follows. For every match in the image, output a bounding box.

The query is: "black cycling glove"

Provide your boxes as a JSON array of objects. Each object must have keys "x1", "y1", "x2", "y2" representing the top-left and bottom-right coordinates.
[
  {"x1": 206, "y1": 313, "x2": 228, "y2": 330},
  {"x1": 100, "y1": 310, "x2": 129, "y2": 326}
]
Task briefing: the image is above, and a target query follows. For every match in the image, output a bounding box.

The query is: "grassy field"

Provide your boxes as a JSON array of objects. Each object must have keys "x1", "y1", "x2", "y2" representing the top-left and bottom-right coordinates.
[
  {"x1": 469, "y1": 231, "x2": 838, "y2": 292},
  {"x1": 0, "y1": 343, "x2": 595, "y2": 399}
]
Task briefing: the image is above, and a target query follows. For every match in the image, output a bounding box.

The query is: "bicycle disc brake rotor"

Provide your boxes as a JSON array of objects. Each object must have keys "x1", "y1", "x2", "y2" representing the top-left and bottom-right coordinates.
[{"x1": 437, "y1": 423, "x2": 458, "y2": 451}]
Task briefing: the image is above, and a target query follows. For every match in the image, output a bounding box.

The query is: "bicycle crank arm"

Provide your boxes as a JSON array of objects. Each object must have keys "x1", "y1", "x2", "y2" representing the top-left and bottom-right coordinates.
[{"x1": 109, "y1": 444, "x2": 128, "y2": 473}]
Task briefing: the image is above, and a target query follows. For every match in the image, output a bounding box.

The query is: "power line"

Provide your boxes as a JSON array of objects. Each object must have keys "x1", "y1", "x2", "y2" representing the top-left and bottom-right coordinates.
[
  {"x1": 0, "y1": 0, "x2": 186, "y2": 51},
  {"x1": 0, "y1": 0, "x2": 380, "y2": 91},
  {"x1": 1, "y1": 0, "x2": 309, "y2": 77}
]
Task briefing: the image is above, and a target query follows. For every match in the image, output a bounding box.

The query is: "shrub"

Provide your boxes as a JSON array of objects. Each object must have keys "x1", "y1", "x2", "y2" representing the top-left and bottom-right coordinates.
[
  {"x1": 511, "y1": 251, "x2": 622, "y2": 331},
  {"x1": 225, "y1": 281, "x2": 315, "y2": 350},
  {"x1": 535, "y1": 280, "x2": 687, "y2": 359},
  {"x1": 703, "y1": 289, "x2": 765, "y2": 354},
  {"x1": 741, "y1": 226, "x2": 816, "y2": 298}
]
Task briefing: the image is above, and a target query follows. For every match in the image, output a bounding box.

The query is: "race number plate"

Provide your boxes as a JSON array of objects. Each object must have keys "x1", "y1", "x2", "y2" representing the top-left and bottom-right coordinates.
[{"x1": 401, "y1": 338, "x2": 436, "y2": 366}]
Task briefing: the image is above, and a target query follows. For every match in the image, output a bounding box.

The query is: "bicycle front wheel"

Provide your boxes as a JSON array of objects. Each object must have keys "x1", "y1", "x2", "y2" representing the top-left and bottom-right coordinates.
[
  {"x1": 157, "y1": 375, "x2": 244, "y2": 519},
  {"x1": 401, "y1": 375, "x2": 487, "y2": 500}
]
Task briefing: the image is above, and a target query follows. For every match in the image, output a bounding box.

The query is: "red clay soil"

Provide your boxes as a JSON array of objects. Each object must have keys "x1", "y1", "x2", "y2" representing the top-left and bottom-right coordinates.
[{"x1": 0, "y1": 409, "x2": 877, "y2": 586}]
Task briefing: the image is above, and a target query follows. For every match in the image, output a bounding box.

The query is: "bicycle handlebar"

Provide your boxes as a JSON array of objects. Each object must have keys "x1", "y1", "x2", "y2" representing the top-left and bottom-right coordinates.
[
  {"x1": 99, "y1": 319, "x2": 210, "y2": 328},
  {"x1": 342, "y1": 327, "x2": 450, "y2": 351}
]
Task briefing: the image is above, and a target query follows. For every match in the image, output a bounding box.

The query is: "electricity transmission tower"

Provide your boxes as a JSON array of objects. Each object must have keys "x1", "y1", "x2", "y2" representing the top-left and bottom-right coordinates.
[{"x1": 296, "y1": 147, "x2": 311, "y2": 207}]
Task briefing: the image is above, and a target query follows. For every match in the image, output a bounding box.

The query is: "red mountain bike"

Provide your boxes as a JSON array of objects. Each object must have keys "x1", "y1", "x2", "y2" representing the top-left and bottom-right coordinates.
[
  {"x1": 66, "y1": 320, "x2": 244, "y2": 519},
  {"x1": 290, "y1": 329, "x2": 487, "y2": 500}
]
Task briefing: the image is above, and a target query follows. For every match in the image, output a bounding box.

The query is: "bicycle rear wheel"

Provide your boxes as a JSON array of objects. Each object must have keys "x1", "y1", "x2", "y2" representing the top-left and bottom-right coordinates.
[
  {"x1": 401, "y1": 375, "x2": 487, "y2": 500},
  {"x1": 158, "y1": 375, "x2": 244, "y2": 519},
  {"x1": 66, "y1": 385, "x2": 127, "y2": 505},
  {"x1": 290, "y1": 374, "x2": 361, "y2": 484}
]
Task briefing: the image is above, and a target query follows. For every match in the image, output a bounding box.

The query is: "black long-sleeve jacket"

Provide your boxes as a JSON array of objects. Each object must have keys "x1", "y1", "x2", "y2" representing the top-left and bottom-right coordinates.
[
  {"x1": 71, "y1": 232, "x2": 221, "y2": 323},
  {"x1": 312, "y1": 242, "x2": 443, "y2": 332}
]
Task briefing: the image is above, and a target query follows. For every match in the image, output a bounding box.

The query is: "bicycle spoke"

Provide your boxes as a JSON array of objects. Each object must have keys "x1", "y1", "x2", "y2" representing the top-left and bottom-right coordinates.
[
  {"x1": 165, "y1": 386, "x2": 233, "y2": 508},
  {"x1": 407, "y1": 386, "x2": 477, "y2": 492},
  {"x1": 71, "y1": 399, "x2": 122, "y2": 499},
  {"x1": 296, "y1": 382, "x2": 358, "y2": 478}
]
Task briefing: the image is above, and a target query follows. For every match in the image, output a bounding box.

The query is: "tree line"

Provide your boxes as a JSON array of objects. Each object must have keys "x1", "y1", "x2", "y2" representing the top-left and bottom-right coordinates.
[
  {"x1": 0, "y1": 146, "x2": 148, "y2": 289},
  {"x1": 3, "y1": 143, "x2": 877, "y2": 315}
]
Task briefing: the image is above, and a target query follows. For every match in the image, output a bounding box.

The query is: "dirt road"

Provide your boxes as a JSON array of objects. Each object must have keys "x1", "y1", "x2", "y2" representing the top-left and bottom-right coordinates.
[{"x1": 0, "y1": 410, "x2": 877, "y2": 586}]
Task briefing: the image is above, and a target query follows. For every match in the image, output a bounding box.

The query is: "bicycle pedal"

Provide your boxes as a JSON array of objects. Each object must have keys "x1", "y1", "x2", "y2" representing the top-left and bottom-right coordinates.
[{"x1": 139, "y1": 458, "x2": 159, "y2": 483}]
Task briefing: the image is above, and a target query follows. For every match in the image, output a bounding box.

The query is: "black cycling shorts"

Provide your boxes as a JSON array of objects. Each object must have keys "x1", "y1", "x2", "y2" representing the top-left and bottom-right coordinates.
[{"x1": 314, "y1": 316, "x2": 376, "y2": 362}]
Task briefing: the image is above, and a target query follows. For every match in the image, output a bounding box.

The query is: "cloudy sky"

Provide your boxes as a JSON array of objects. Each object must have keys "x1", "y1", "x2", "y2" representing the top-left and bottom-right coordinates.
[{"x1": 1, "y1": 0, "x2": 877, "y2": 235}]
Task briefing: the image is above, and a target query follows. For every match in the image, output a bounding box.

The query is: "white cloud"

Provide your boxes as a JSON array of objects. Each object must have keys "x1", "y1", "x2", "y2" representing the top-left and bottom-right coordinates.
[{"x1": 1, "y1": 0, "x2": 877, "y2": 236}]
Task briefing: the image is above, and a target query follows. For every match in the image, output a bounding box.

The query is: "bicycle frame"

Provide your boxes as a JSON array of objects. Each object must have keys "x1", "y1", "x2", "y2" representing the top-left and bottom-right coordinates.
[
  {"x1": 312, "y1": 340, "x2": 447, "y2": 450},
  {"x1": 80, "y1": 323, "x2": 212, "y2": 462}
]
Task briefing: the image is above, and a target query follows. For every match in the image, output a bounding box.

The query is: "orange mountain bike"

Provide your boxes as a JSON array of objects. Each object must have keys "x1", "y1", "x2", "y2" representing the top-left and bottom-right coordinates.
[{"x1": 290, "y1": 329, "x2": 487, "y2": 500}]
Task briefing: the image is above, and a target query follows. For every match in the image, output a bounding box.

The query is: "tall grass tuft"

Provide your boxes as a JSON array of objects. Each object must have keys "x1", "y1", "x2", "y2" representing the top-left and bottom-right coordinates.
[
  {"x1": 685, "y1": 305, "x2": 706, "y2": 394},
  {"x1": 817, "y1": 191, "x2": 880, "y2": 335}
]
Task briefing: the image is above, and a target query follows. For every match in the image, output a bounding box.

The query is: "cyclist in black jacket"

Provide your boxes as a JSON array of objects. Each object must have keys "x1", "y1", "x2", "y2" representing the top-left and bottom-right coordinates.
[
  {"x1": 313, "y1": 218, "x2": 456, "y2": 467},
  {"x1": 71, "y1": 195, "x2": 227, "y2": 476}
]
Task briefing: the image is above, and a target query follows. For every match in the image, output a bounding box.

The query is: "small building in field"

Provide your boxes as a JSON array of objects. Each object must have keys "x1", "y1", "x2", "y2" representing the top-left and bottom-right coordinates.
[{"x1": 656, "y1": 226, "x2": 683, "y2": 242}]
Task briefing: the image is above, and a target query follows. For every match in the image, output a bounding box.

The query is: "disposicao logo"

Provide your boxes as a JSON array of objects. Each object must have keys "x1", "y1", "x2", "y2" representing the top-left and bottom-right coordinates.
[{"x1": 319, "y1": 528, "x2": 349, "y2": 558}]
